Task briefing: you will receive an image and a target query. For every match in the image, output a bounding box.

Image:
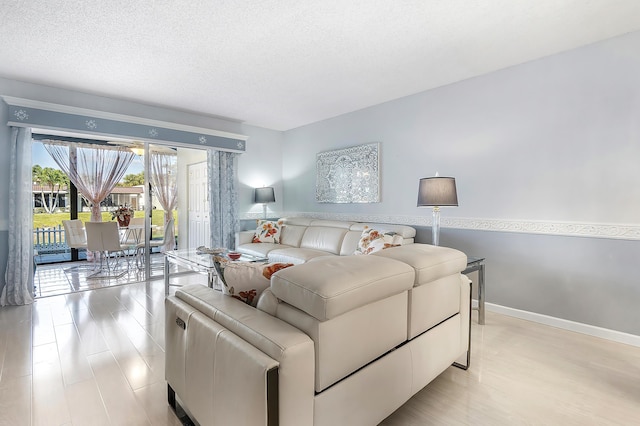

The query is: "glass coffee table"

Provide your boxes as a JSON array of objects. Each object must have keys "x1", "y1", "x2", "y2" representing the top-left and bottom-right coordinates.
[{"x1": 164, "y1": 249, "x2": 268, "y2": 295}]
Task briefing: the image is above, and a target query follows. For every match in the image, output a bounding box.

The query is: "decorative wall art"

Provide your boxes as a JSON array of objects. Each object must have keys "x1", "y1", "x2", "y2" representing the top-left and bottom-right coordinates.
[{"x1": 316, "y1": 142, "x2": 380, "y2": 203}]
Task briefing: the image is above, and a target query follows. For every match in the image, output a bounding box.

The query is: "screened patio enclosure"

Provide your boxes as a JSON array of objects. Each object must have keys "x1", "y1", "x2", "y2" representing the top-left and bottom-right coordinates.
[{"x1": 31, "y1": 136, "x2": 181, "y2": 289}]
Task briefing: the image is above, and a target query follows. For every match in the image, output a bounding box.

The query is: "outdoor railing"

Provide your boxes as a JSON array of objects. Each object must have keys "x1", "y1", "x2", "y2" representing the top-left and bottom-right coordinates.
[
  {"x1": 33, "y1": 224, "x2": 172, "y2": 257},
  {"x1": 33, "y1": 225, "x2": 70, "y2": 254}
]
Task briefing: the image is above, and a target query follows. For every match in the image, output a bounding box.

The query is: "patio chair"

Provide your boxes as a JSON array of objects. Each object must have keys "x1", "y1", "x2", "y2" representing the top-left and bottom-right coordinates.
[
  {"x1": 62, "y1": 219, "x2": 90, "y2": 272},
  {"x1": 63, "y1": 219, "x2": 87, "y2": 250},
  {"x1": 121, "y1": 217, "x2": 145, "y2": 246},
  {"x1": 135, "y1": 218, "x2": 174, "y2": 267},
  {"x1": 85, "y1": 221, "x2": 129, "y2": 279}
]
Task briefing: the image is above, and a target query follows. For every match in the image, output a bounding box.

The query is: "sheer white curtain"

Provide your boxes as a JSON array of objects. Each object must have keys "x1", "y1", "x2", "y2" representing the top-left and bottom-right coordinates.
[
  {"x1": 1, "y1": 128, "x2": 34, "y2": 306},
  {"x1": 43, "y1": 141, "x2": 135, "y2": 222},
  {"x1": 150, "y1": 152, "x2": 177, "y2": 251},
  {"x1": 208, "y1": 150, "x2": 239, "y2": 249}
]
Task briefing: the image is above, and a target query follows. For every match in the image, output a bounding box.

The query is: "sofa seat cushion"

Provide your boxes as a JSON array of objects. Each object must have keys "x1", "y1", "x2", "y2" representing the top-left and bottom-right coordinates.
[
  {"x1": 267, "y1": 247, "x2": 335, "y2": 265},
  {"x1": 237, "y1": 242, "x2": 292, "y2": 258},
  {"x1": 372, "y1": 244, "x2": 467, "y2": 286},
  {"x1": 271, "y1": 255, "x2": 415, "y2": 321}
]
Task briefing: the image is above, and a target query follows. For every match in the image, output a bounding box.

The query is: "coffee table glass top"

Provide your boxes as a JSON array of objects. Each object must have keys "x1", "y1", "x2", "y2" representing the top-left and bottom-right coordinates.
[{"x1": 165, "y1": 249, "x2": 267, "y2": 268}]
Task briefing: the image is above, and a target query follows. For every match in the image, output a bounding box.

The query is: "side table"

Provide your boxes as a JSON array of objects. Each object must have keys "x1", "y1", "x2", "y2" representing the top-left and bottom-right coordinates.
[{"x1": 463, "y1": 257, "x2": 485, "y2": 325}]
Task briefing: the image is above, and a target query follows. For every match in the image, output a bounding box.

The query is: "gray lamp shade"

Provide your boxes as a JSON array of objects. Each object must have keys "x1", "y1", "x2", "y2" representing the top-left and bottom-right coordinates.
[
  {"x1": 254, "y1": 187, "x2": 276, "y2": 204},
  {"x1": 417, "y1": 177, "x2": 458, "y2": 207}
]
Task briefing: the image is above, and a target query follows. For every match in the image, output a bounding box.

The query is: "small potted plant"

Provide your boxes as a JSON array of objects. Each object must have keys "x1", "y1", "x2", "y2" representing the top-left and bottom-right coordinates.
[{"x1": 111, "y1": 204, "x2": 134, "y2": 227}]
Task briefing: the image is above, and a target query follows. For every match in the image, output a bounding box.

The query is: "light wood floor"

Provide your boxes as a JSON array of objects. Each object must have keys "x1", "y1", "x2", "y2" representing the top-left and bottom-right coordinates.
[
  {"x1": 1, "y1": 277, "x2": 639, "y2": 426},
  {"x1": 34, "y1": 255, "x2": 166, "y2": 298}
]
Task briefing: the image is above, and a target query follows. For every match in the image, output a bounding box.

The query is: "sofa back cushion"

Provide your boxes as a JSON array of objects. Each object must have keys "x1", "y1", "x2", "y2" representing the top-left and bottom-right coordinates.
[
  {"x1": 300, "y1": 226, "x2": 348, "y2": 255},
  {"x1": 280, "y1": 224, "x2": 307, "y2": 247},
  {"x1": 308, "y1": 219, "x2": 354, "y2": 229},
  {"x1": 271, "y1": 256, "x2": 414, "y2": 391},
  {"x1": 271, "y1": 255, "x2": 414, "y2": 321},
  {"x1": 372, "y1": 244, "x2": 467, "y2": 285},
  {"x1": 339, "y1": 230, "x2": 363, "y2": 255},
  {"x1": 274, "y1": 217, "x2": 417, "y2": 255},
  {"x1": 280, "y1": 217, "x2": 314, "y2": 226}
]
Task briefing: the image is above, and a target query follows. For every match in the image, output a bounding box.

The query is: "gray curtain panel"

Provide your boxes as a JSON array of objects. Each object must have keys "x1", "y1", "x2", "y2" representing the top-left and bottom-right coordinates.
[
  {"x1": 208, "y1": 150, "x2": 239, "y2": 250},
  {"x1": 2, "y1": 127, "x2": 34, "y2": 306}
]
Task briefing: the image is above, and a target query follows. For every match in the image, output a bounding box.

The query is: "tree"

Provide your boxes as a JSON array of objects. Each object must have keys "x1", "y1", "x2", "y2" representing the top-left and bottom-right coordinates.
[
  {"x1": 32, "y1": 165, "x2": 69, "y2": 213},
  {"x1": 120, "y1": 172, "x2": 144, "y2": 187}
]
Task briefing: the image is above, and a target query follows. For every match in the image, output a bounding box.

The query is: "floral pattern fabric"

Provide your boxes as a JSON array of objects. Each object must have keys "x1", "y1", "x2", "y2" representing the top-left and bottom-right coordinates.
[
  {"x1": 252, "y1": 220, "x2": 283, "y2": 244},
  {"x1": 213, "y1": 256, "x2": 293, "y2": 305},
  {"x1": 354, "y1": 227, "x2": 403, "y2": 255}
]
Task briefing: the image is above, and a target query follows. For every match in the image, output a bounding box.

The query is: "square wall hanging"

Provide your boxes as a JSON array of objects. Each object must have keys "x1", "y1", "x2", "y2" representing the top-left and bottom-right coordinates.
[{"x1": 316, "y1": 142, "x2": 380, "y2": 203}]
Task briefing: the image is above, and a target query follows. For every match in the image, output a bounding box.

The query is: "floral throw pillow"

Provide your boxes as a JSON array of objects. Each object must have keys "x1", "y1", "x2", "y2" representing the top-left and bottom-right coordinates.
[
  {"x1": 354, "y1": 227, "x2": 403, "y2": 255},
  {"x1": 252, "y1": 219, "x2": 283, "y2": 244},
  {"x1": 213, "y1": 256, "x2": 293, "y2": 306}
]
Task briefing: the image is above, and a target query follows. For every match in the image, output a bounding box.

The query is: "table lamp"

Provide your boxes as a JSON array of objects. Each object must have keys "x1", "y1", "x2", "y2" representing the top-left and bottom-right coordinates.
[
  {"x1": 254, "y1": 186, "x2": 275, "y2": 219},
  {"x1": 417, "y1": 174, "x2": 458, "y2": 246}
]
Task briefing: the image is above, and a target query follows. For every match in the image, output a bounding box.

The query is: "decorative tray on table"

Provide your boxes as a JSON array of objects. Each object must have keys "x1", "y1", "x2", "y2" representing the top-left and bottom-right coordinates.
[{"x1": 195, "y1": 246, "x2": 225, "y2": 255}]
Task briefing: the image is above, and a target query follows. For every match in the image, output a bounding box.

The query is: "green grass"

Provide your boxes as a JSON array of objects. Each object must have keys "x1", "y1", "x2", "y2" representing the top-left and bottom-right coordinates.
[{"x1": 33, "y1": 210, "x2": 177, "y2": 239}]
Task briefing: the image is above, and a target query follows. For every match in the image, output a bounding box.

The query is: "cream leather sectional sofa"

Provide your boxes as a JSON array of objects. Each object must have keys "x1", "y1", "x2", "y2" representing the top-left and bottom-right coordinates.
[
  {"x1": 235, "y1": 217, "x2": 418, "y2": 263},
  {"x1": 165, "y1": 218, "x2": 471, "y2": 425}
]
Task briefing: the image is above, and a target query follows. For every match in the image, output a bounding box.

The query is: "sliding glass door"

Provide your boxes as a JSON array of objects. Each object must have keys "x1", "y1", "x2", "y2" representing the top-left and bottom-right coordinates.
[{"x1": 139, "y1": 143, "x2": 179, "y2": 279}]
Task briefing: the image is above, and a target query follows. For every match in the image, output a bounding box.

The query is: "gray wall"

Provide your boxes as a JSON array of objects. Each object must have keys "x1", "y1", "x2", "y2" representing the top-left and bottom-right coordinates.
[
  {"x1": 0, "y1": 77, "x2": 284, "y2": 295},
  {"x1": 281, "y1": 31, "x2": 640, "y2": 336},
  {"x1": 441, "y1": 228, "x2": 640, "y2": 336}
]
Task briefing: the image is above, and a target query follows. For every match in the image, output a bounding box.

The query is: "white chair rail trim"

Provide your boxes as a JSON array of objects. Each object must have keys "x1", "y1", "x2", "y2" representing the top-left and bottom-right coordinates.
[{"x1": 239, "y1": 212, "x2": 640, "y2": 241}]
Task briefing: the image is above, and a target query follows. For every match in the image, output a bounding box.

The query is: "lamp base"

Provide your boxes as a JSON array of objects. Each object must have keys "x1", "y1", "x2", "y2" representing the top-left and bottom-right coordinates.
[{"x1": 432, "y1": 207, "x2": 441, "y2": 246}]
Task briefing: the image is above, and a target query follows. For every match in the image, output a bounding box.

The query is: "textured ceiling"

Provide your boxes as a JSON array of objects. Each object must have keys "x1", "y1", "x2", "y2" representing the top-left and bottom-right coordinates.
[{"x1": 2, "y1": 1, "x2": 640, "y2": 131}]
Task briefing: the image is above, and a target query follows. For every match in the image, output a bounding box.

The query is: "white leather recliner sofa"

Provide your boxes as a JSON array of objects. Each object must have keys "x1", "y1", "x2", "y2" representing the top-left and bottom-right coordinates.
[{"x1": 165, "y1": 242, "x2": 471, "y2": 425}]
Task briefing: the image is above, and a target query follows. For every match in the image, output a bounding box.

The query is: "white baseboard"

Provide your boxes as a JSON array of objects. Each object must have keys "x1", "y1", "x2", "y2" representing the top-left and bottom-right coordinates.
[{"x1": 472, "y1": 300, "x2": 640, "y2": 348}]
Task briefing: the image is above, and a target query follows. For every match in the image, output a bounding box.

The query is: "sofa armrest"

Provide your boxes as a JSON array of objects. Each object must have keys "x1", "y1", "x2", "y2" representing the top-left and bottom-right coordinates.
[
  {"x1": 167, "y1": 285, "x2": 315, "y2": 426},
  {"x1": 166, "y1": 297, "x2": 279, "y2": 425},
  {"x1": 236, "y1": 230, "x2": 255, "y2": 246}
]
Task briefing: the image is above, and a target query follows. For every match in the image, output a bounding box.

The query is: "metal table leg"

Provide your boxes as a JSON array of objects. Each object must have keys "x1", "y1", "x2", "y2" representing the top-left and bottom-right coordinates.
[
  {"x1": 164, "y1": 255, "x2": 170, "y2": 295},
  {"x1": 463, "y1": 258, "x2": 486, "y2": 325},
  {"x1": 477, "y1": 262, "x2": 485, "y2": 325}
]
